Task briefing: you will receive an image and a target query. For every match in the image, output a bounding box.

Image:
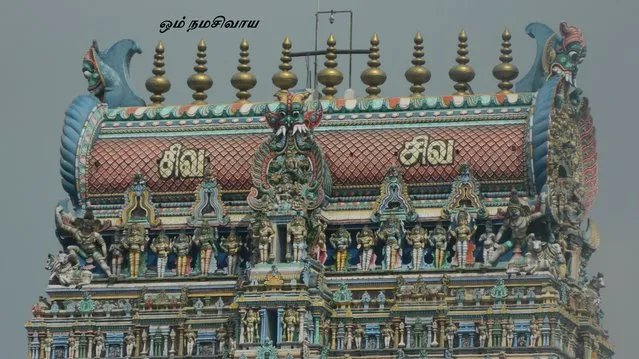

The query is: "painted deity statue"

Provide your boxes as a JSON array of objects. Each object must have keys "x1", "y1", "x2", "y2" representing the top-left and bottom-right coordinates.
[
  {"x1": 377, "y1": 217, "x2": 404, "y2": 270},
  {"x1": 193, "y1": 222, "x2": 218, "y2": 275},
  {"x1": 287, "y1": 216, "x2": 308, "y2": 262},
  {"x1": 310, "y1": 216, "x2": 328, "y2": 265},
  {"x1": 68, "y1": 332, "x2": 78, "y2": 359},
  {"x1": 42, "y1": 330, "x2": 53, "y2": 359},
  {"x1": 220, "y1": 229, "x2": 241, "y2": 275},
  {"x1": 122, "y1": 223, "x2": 147, "y2": 278},
  {"x1": 93, "y1": 329, "x2": 105, "y2": 358},
  {"x1": 354, "y1": 324, "x2": 364, "y2": 349},
  {"x1": 429, "y1": 224, "x2": 449, "y2": 268},
  {"x1": 504, "y1": 319, "x2": 515, "y2": 347},
  {"x1": 478, "y1": 220, "x2": 498, "y2": 266},
  {"x1": 491, "y1": 190, "x2": 547, "y2": 264},
  {"x1": 330, "y1": 227, "x2": 351, "y2": 271},
  {"x1": 55, "y1": 207, "x2": 113, "y2": 277},
  {"x1": 476, "y1": 319, "x2": 488, "y2": 348},
  {"x1": 449, "y1": 210, "x2": 476, "y2": 268},
  {"x1": 184, "y1": 325, "x2": 197, "y2": 356},
  {"x1": 356, "y1": 226, "x2": 377, "y2": 271},
  {"x1": 282, "y1": 307, "x2": 299, "y2": 342},
  {"x1": 243, "y1": 309, "x2": 260, "y2": 343},
  {"x1": 124, "y1": 328, "x2": 135, "y2": 357},
  {"x1": 530, "y1": 317, "x2": 541, "y2": 347},
  {"x1": 445, "y1": 320, "x2": 457, "y2": 349},
  {"x1": 255, "y1": 218, "x2": 275, "y2": 264},
  {"x1": 109, "y1": 233, "x2": 125, "y2": 277},
  {"x1": 150, "y1": 230, "x2": 171, "y2": 278},
  {"x1": 407, "y1": 224, "x2": 428, "y2": 270},
  {"x1": 46, "y1": 251, "x2": 93, "y2": 288},
  {"x1": 382, "y1": 323, "x2": 393, "y2": 348},
  {"x1": 172, "y1": 230, "x2": 192, "y2": 276}
]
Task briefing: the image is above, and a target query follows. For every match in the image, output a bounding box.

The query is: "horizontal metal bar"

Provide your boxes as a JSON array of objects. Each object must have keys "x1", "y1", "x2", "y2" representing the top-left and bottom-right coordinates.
[{"x1": 290, "y1": 49, "x2": 370, "y2": 57}]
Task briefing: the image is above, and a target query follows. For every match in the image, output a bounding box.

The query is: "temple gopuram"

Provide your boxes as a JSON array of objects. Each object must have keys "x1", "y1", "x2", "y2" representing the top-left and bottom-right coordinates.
[{"x1": 25, "y1": 21, "x2": 613, "y2": 359}]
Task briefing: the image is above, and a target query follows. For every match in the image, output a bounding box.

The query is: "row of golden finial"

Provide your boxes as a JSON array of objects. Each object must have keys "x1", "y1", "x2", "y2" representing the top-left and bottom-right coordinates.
[{"x1": 145, "y1": 29, "x2": 519, "y2": 106}]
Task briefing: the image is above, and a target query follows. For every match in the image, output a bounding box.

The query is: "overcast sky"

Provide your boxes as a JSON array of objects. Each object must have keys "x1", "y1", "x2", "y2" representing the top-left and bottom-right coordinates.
[{"x1": 0, "y1": 0, "x2": 637, "y2": 358}]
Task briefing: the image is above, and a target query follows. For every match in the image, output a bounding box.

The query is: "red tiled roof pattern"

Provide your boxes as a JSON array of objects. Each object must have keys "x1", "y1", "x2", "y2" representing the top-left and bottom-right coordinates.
[
  {"x1": 87, "y1": 125, "x2": 526, "y2": 195},
  {"x1": 314, "y1": 126, "x2": 526, "y2": 186}
]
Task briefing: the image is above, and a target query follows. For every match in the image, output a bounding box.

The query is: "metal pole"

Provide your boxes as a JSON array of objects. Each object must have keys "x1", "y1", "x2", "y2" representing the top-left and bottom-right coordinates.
[
  {"x1": 314, "y1": 12, "x2": 319, "y2": 89},
  {"x1": 349, "y1": 11, "x2": 353, "y2": 88}
]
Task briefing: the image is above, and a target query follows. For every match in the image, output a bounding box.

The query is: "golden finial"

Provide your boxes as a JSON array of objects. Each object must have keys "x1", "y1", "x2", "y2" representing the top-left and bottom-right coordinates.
[
  {"x1": 492, "y1": 28, "x2": 519, "y2": 94},
  {"x1": 230, "y1": 39, "x2": 257, "y2": 103},
  {"x1": 448, "y1": 30, "x2": 475, "y2": 96},
  {"x1": 404, "y1": 32, "x2": 431, "y2": 97},
  {"x1": 360, "y1": 33, "x2": 386, "y2": 98},
  {"x1": 187, "y1": 40, "x2": 213, "y2": 105},
  {"x1": 145, "y1": 41, "x2": 171, "y2": 106},
  {"x1": 317, "y1": 34, "x2": 343, "y2": 100},
  {"x1": 272, "y1": 36, "x2": 298, "y2": 93}
]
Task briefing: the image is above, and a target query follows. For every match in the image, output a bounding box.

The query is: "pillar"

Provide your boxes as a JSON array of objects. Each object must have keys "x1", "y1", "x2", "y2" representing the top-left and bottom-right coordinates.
[
  {"x1": 313, "y1": 315, "x2": 320, "y2": 344},
  {"x1": 439, "y1": 320, "x2": 445, "y2": 348},
  {"x1": 406, "y1": 324, "x2": 412, "y2": 348},
  {"x1": 87, "y1": 332, "x2": 94, "y2": 359},
  {"x1": 298, "y1": 308, "x2": 306, "y2": 342},
  {"x1": 277, "y1": 308, "x2": 284, "y2": 343},
  {"x1": 259, "y1": 309, "x2": 267, "y2": 344},
  {"x1": 134, "y1": 328, "x2": 141, "y2": 357},
  {"x1": 178, "y1": 325, "x2": 185, "y2": 357},
  {"x1": 331, "y1": 323, "x2": 337, "y2": 349},
  {"x1": 239, "y1": 309, "x2": 246, "y2": 344}
]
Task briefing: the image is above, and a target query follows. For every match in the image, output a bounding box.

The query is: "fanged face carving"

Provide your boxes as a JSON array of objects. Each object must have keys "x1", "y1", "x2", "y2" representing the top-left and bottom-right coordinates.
[{"x1": 551, "y1": 22, "x2": 586, "y2": 87}]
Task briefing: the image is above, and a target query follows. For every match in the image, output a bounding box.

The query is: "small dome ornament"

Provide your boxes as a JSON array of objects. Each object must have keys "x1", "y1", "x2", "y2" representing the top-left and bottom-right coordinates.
[
  {"x1": 448, "y1": 30, "x2": 475, "y2": 96},
  {"x1": 360, "y1": 33, "x2": 387, "y2": 98},
  {"x1": 230, "y1": 39, "x2": 257, "y2": 103},
  {"x1": 187, "y1": 39, "x2": 213, "y2": 105},
  {"x1": 317, "y1": 34, "x2": 343, "y2": 100},
  {"x1": 492, "y1": 28, "x2": 519, "y2": 94},
  {"x1": 272, "y1": 36, "x2": 298, "y2": 93},
  {"x1": 404, "y1": 32, "x2": 431, "y2": 97},
  {"x1": 145, "y1": 41, "x2": 171, "y2": 106}
]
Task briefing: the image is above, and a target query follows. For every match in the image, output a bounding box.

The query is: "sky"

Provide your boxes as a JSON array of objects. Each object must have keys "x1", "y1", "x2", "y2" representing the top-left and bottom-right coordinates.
[{"x1": 0, "y1": 0, "x2": 637, "y2": 358}]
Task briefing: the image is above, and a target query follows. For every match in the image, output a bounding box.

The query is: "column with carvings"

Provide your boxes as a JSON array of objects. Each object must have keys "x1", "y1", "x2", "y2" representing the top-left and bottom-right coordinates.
[
  {"x1": 439, "y1": 319, "x2": 445, "y2": 348},
  {"x1": 276, "y1": 308, "x2": 284, "y2": 343},
  {"x1": 406, "y1": 324, "x2": 412, "y2": 348},
  {"x1": 87, "y1": 331, "x2": 94, "y2": 359},
  {"x1": 259, "y1": 309, "x2": 267, "y2": 344},
  {"x1": 313, "y1": 315, "x2": 320, "y2": 344},
  {"x1": 298, "y1": 307, "x2": 306, "y2": 342},
  {"x1": 178, "y1": 325, "x2": 185, "y2": 357},
  {"x1": 134, "y1": 328, "x2": 141, "y2": 357},
  {"x1": 331, "y1": 322, "x2": 337, "y2": 349}
]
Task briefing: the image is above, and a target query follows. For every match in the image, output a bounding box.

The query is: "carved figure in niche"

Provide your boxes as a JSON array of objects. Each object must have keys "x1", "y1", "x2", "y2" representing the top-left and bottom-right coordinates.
[
  {"x1": 449, "y1": 210, "x2": 476, "y2": 268},
  {"x1": 529, "y1": 317, "x2": 540, "y2": 347},
  {"x1": 243, "y1": 309, "x2": 260, "y2": 343},
  {"x1": 150, "y1": 230, "x2": 171, "y2": 278},
  {"x1": 330, "y1": 227, "x2": 351, "y2": 271},
  {"x1": 445, "y1": 320, "x2": 457, "y2": 349},
  {"x1": 477, "y1": 318, "x2": 488, "y2": 348},
  {"x1": 255, "y1": 218, "x2": 275, "y2": 264},
  {"x1": 55, "y1": 207, "x2": 113, "y2": 277},
  {"x1": 193, "y1": 222, "x2": 218, "y2": 275},
  {"x1": 273, "y1": 173, "x2": 303, "y2": 206},
  {"x1": 94, "y1": 328, "x2": 105, "y2": 358},
  {"x1": 504, "y1": 319, "x2": 515, "y2": 347},
  {"x1": 478, "y1": 220, "x2": 498, "y2": 266},
  {"x1": 172, "y1": 230, "x2": 192, "y2": 276},
  {"x1": 354, "y1": 324, "x2": 364, "y2": 349},
  {"x1": 122, "y1": 223, "x2": 147, "y2": 278},
  {"x1": 407, "y1": 224, "x2": 428, "y2": 270},
  {"x1": 310, "y1": 216, "x2": 328, "y2": 265},
  {"x1": 382, "y1": 323, "x2": 394, "y2": 348},
  {"x1": 46, "y1": 251, "x2": 93, "y2": 288},
  {"x1": 521, "y1": 234, "x2": 564, "y2": 277},
  {"x1": 491, "y1": 190, "x2": 547, "y2": 263},
  {"x1": 287, "y1": 216, "x2": 308, "y2": 262},
  {"x1": 42, "y1": 330, "x2": 53, "y2": 359},
  {"x1": 357, "y1": 226, "x2": 377, "y2": 271},
  {"x1": 429, "y1": 224, "x2": 449, "y2": 268},
  {"x1": 109, "y1": 232, "x2": 125, "y2": 276},
  {"x1": 221, "y1": 229, "x2": 241, "y2": 275},
  {"x1": 282, "y1": 307, "x2": 299, "y2": 342},
  {"x1": 377, "y1": 217, "x2": 404, "y2": 270},
  {"x1": 68, "y1": 331, "x2": 78, "y2": 358},
  {"x1": 320, "y1": 316, "x2": 331, "y2": 345},
  {"x1": 185, "y1": 325, "x2": 197, "y2": 356},
  {"x1": 124, "y1": 328, "x2": 135, "y2": 357}
]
